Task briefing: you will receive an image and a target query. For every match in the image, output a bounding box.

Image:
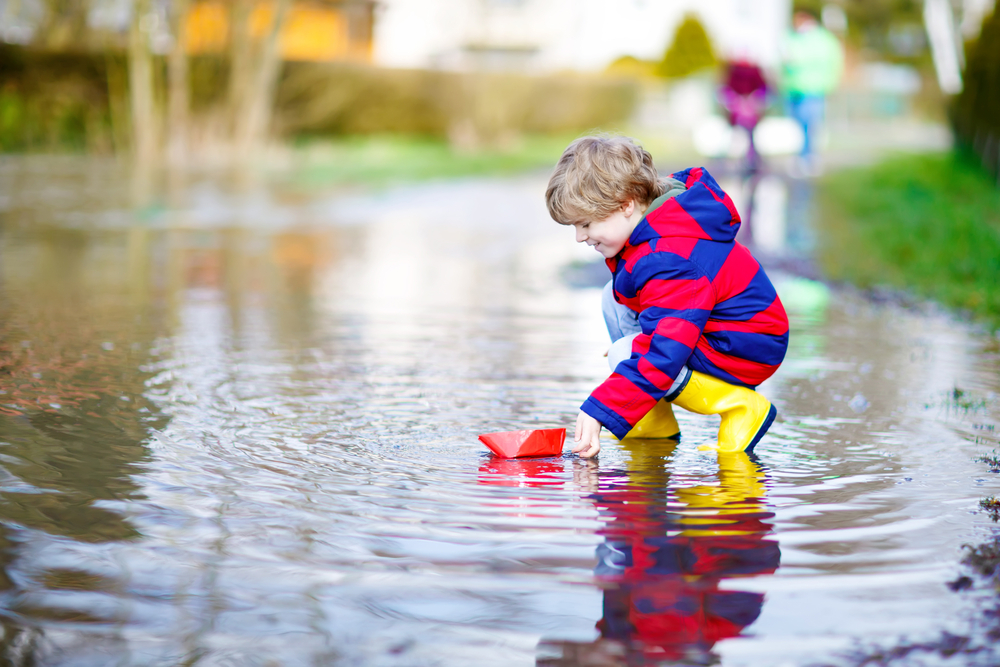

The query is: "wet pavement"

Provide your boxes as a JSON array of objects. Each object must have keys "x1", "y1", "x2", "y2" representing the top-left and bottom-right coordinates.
[{"x1": 1, "y1": 156, "x2": 1000, "y2": 666}]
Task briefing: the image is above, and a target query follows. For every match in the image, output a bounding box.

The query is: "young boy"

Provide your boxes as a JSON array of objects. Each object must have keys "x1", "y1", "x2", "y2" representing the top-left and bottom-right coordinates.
[{"x1": 546, "y1": 136, "x2": 788, "y2": 457}]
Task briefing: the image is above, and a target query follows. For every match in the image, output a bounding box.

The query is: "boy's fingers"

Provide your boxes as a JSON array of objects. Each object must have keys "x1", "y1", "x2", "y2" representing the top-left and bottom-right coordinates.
[
  {"x1": 572, "y1": 413, "x2": 602, "y2": 456},
  {"x1": 580, "y1": 437, "x2": 601, "y2": 458}
]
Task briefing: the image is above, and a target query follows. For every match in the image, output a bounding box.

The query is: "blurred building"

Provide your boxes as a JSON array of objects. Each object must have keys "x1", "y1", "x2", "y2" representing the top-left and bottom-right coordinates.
[
  {"x1": 184, "y1": 0, "x2": 375, "y2": 62},
  {"x1": 372, "y1": 0, "x2": 792, "y2": 72}
]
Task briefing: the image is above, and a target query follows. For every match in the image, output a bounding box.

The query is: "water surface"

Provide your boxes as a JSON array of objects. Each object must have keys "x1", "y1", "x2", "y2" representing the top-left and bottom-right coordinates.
[{"x1": 1, "y1": 157, "x2": 999, "y2": 666}]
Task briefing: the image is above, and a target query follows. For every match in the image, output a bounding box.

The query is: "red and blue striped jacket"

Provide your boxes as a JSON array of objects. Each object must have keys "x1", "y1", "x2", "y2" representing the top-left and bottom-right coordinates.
[{"x1": 582, "y1": 167, "x2": 789, "y2": 439}]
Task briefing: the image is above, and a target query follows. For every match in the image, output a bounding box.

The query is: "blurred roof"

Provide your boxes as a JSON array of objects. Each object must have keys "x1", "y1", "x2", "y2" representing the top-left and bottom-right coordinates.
[{"x1": 186, "y1": 0, "x2": 375, "y2": 62}]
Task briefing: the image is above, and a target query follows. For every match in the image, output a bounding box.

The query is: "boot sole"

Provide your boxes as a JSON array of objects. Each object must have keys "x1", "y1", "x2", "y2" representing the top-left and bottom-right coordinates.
[{"x1": 745, "y1": 404, "x2": 777, "y2": 454}]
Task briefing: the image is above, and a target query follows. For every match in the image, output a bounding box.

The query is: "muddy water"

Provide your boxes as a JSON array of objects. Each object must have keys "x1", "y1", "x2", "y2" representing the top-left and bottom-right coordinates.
[{"x1": 1, "y1": 157, "x2": 1000, "y2": 666}]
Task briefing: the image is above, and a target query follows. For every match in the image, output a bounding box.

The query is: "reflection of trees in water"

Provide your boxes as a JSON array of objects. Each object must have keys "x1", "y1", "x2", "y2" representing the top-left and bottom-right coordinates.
[
  {"x1": 0, "y1": 203, "x2": 338, "y2": 658},
  {"x1": 0, "y1": 223, "x2": 169, "y2": 651},
  {"x1": 541, "y1": 440, "x2": 779, "y2": 666}
]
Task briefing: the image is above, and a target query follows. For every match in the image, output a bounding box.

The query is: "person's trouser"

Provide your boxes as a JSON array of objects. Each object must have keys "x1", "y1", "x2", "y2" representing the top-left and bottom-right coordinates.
[
  {"x1": 602, "y1": 281, "x2": 689, "y2": 396},
  {"x1": 787, "y1": 93, "x2": 826, "y2": 161}
]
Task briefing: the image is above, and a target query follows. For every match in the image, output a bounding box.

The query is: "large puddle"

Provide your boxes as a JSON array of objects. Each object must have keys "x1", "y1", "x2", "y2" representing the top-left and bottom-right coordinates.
[{"x1": 1, "y1": 157, "x2": 1000, "y2": 665}]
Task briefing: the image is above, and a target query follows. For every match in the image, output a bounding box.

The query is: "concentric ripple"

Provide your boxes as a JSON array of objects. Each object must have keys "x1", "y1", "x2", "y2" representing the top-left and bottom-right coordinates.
[{"x1": 1, "y1": 160, "x2": 1000, "y2": 665}]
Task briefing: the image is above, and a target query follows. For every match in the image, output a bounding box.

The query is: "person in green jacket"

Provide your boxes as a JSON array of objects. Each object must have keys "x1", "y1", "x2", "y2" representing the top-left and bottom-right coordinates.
[{"x1": 781, "y1": 8, "x2": 844, "y2": 174}]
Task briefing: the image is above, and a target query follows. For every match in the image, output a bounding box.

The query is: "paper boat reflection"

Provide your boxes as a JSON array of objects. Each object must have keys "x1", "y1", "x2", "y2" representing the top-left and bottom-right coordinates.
[
  {"x1": 478, "y1": 428, "x2": 566, "y2": 458},
  {"x1": 478, "y1": 457, "x2": 565, "y2": 488}
]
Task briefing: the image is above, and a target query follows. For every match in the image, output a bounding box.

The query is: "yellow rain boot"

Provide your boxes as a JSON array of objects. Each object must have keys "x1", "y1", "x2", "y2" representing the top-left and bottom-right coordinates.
[
  {"x1": 617, "y1": 399, "x2": 681, "y2": 440},
  {"x1": 671, "y1": 371, "x2": 776, "y2": 453}
]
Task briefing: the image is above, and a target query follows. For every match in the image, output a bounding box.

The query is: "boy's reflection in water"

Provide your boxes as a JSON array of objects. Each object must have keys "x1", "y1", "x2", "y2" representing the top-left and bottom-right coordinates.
[{"x1": 544, "y1": 439, "x2": 779, "y2": 666}]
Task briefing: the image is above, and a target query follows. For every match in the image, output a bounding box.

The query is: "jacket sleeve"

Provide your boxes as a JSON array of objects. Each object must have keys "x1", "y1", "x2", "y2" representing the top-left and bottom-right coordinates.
[{"x1": 581, "y1": 255, "x2": 715, "y2": 439}]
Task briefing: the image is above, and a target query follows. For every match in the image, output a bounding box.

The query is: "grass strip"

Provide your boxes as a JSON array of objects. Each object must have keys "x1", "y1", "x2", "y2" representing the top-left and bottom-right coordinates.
[
  {"x1": 818, "y1": 151, "x2": 1000, "y2": 327},
  {"x1": 286, "y1": 134, "x2": 581, "y2": 187}
]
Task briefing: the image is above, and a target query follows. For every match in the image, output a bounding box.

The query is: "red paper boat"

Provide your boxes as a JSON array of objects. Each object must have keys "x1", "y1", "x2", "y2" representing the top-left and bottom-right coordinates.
[{"x1": 478, "y1": 428, "x2": 566, "y2": 459}]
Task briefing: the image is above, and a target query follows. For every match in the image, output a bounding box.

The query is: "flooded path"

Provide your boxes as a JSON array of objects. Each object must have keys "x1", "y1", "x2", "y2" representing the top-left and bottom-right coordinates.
[{"x1": 1, "y1": 157, "x2": 1000, "y2": 665}]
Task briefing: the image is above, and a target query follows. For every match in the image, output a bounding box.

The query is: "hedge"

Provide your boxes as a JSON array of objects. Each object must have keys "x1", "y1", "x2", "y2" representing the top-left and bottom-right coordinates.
[
  {"x1": 953, "y1": 8, "x2": 1000, "y2": 181},
  {"x1": 0, "y1": 44, "x2": 639, "y2": 153}
]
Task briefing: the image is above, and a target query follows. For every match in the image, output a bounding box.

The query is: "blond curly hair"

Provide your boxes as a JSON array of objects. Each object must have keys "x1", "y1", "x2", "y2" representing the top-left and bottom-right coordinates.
[{"x1": 545, "y1": 135, "x2": 667, "y2": 225}]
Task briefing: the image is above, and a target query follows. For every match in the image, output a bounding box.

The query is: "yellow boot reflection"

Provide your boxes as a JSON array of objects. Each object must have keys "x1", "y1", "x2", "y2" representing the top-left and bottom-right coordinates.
[
  {"x1": 673, "y1": 452, "x2": 769, "y2": 537},
  {"x1": 585, "y1": 443, "x2": 778, "y2": 664}
]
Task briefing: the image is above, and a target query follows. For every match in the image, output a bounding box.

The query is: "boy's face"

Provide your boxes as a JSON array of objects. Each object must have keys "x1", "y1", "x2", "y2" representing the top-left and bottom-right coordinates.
[{"x1": 572, "y1": 201, "x2": 638, "y2": 258}]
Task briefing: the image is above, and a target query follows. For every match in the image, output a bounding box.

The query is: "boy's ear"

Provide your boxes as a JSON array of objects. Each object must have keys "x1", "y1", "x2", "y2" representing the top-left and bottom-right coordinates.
[{"x1": 622, "y1": 200, "x2": 635, "y2": 217}]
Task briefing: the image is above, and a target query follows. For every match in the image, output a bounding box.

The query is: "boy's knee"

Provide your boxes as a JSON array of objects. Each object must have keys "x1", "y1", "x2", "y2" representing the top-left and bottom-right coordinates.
[{"x1": 608, "y1": 333, "x2": 641, "y2": 371}]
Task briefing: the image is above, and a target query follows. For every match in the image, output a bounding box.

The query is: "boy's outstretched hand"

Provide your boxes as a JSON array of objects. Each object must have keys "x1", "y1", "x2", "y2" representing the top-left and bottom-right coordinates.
[{"x1": 574, "y1": 412, "x2": 602, "y2": 458}]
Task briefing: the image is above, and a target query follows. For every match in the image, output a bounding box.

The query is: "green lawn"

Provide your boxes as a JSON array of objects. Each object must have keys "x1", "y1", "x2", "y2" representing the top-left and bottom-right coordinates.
[
  {"x1": 818, "y1": 152, "x2": 1000, "y2": 327},
  {"x1": 286, "y1": 134, "x2": 581, "y2": 187}
]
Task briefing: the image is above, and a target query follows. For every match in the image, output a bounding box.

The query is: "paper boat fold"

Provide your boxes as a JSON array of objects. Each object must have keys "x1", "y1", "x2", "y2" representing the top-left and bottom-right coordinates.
[{"x1": 478, "y1": 428, "x2": 566, "y2": 459}]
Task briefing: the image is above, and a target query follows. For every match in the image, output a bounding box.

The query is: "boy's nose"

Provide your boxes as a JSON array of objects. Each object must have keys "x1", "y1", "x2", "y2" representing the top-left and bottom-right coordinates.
[{"x1": 575, "y1": 227, "x2": 587, "y2": 243}]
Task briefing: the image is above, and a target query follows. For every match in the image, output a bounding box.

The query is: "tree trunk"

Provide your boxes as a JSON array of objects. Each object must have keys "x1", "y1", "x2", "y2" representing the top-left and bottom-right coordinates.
[
  {"x1": 167, "y1": 0, "x2": 191, "y2": 166},
  {"x1": 924, "y1": 0, "x2": 964, "y2": 94},
  {"x1": 227, "y1": 0, "x2": 255, "y2": 150},
  {"x1": 105, "y1": 51, "x2": 131, "y2": 155},
  {"x1": 128, "y1": 0, "x2": 157, "y2": 167},
  {"x1": 233, "y1": 0, "x2": 290, "y2": 160}
]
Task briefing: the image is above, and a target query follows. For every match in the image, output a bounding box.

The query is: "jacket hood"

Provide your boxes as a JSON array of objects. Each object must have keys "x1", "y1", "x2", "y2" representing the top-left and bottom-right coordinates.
[{"x1": 627, "y1": 167, "x2": 742, "y2": 247}]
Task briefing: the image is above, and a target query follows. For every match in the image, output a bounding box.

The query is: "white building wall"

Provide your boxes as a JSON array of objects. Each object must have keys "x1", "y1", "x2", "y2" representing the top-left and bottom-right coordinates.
[{"x1": 373, "y1": 0, "x2": 792, "y2": 73}]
